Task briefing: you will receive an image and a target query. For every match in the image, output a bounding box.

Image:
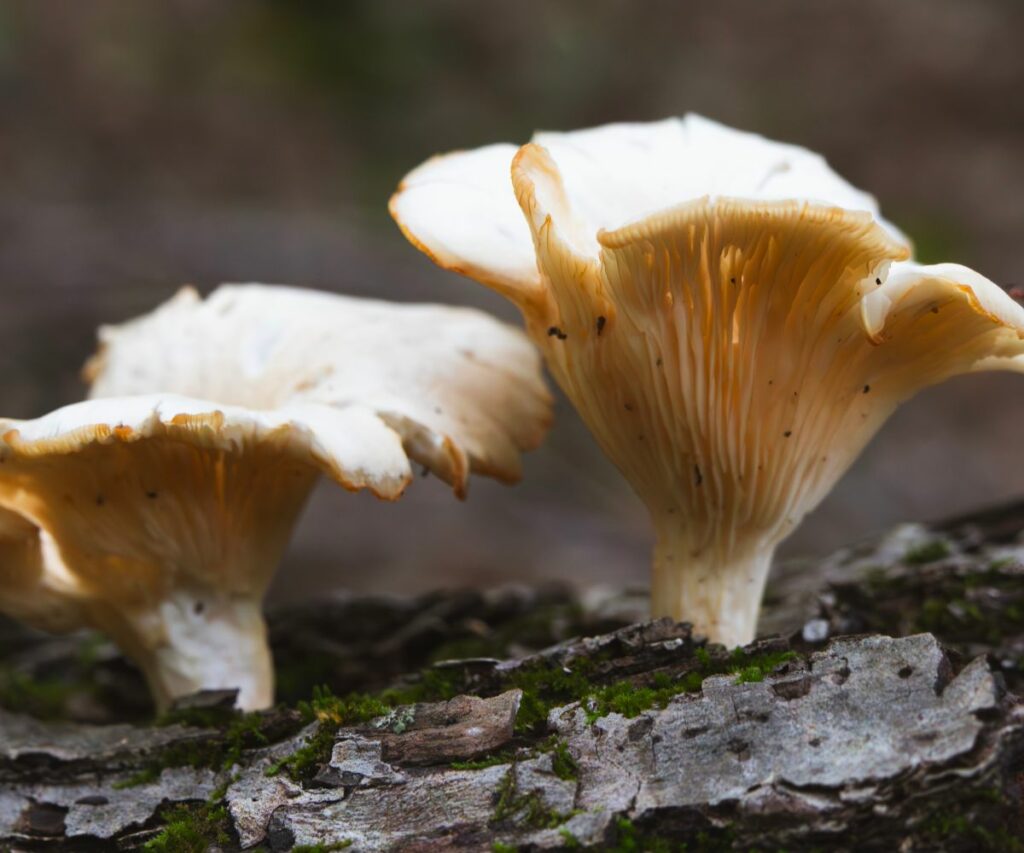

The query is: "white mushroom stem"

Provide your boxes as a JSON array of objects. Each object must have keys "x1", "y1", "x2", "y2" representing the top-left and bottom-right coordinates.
[
  {"x1": 650, "y1": 523, "x2": 773, "y2": 648},
  {"x1": 103, "y1": 589, "x2": 274, "y2": 711}
]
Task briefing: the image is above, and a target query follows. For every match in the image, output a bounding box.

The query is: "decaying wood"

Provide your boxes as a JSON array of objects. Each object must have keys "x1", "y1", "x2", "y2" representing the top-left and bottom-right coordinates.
[{"x1": 2, "y1": 499, "x2": 1024, "y2": 850}]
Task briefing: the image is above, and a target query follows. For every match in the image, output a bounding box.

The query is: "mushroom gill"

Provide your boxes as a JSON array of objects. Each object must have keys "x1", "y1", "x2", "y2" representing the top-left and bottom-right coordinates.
[{"x1": 390, "y1": 114, "x2": 1024, "y2": 647}]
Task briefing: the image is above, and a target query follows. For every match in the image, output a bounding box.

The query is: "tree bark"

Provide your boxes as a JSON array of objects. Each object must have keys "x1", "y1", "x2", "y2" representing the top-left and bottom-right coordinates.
[{"x1": 2, "y1": 499, "x2": 1024, "y2": 851}]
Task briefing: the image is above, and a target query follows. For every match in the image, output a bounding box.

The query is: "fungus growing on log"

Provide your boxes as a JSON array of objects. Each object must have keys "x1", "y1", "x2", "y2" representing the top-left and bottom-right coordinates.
[
  {"x1": 0, "y1": 286, "x2": 551, "y2": 710},
  {"x1": 390, "y1": 114, "x2": 1024, "y2": 647}
]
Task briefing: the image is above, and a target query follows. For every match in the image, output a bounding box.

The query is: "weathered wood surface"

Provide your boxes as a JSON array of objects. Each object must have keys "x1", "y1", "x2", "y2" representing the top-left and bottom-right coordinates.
[{"x1": 2, "y1": 499, "x2": 1024, "y2": 851}]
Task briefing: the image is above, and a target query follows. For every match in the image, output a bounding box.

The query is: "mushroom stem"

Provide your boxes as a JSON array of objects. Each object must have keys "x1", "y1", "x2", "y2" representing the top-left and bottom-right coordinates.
[
  {"x1": 98, "y1": 589, "x2": 273, "y2": 712},
  {"x1": 650, "y1": 523, "x2": 774, "y2": 648}
]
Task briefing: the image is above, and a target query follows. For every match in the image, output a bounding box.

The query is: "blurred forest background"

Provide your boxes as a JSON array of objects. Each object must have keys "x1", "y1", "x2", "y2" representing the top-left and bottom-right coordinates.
[{"x1": 0, "y1": 0, "x2": 1021, "y2": 604}]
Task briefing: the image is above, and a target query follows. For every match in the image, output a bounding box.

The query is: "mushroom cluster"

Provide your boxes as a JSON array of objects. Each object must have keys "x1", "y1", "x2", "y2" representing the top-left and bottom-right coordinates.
[
  {"x1": 0, "y1": 284, "x2": 551, "y2": 710},
  {"x1": 3, "y1": 115, "x2": 1020, "y2": 713},
  {"x1": 391, "y1": 114, "x2": 1024, "y2": 647}
]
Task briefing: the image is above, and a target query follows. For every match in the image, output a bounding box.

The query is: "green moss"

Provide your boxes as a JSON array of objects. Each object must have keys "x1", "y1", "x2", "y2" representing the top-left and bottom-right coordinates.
[
  {"x1": 142, "y1": 801, "x2": 230, "y2": 852},
  {"x1": 298, "y1": 685, "x2": 391, "y2": 727},
  {"x1": 921, "y1": 810, "x2": 1024, "y2": 851},
  {"x1": 157, "y1": 704, "x2": 240, "y2": 729},
  {"x1": 915, "y1": 591, "x2": 1019, "y2": 647},
  {"x1": 608, "y1": 818, "x2": 675, "y2": 853},
  {"x1": 266, "y1": 722, "x2": 337, "y2": 782},
  {"x1": 492, "y1": 843, "x2": 518, "y2": 853},
  {"x1": 503, "y1": 646, "x2": 799, "y2": 733},
  {"x1": 448, "y1": 736, "x2": 577, "y2": 780},
  {"x1": 732, "y1": 650, "x2": 798, "y2": 684},
  {"x1": 112, "y1": 767, "x2": 160, "y2": 790},
  {"x1": 903, "y1": 540, "x2": 952, "y2": 565},
  {"x1": 549, "y1": 739, "x2": 578, "y2": 782},
  {"x1": 585, "y1": 680, "x2": 660, "y2": 722},
  {"x1": 607, "y1": 817, "x2": 735, "y2": 853},
  {"x1": 580, "y1": 650, "x2": 797, "y2": 725},
  {"x1": 851, "y1": 551, "x2": 1024, "y2": 668},
  {"x1": 559, "y1": 826, "x2": 581, "y2": 848},
  {"x1": 492, "y1": 767, "x2": 578, "y2": 829},
  {"x1": 143, "y1": 785, "x2": 234, "y2": 853},
  {"x1": 450, "y1": 751, "x2": 515, "y2": 771},
  {"x1": 678, "y1": 671, "x2": 704, "y2": 692},
  {"x1": 0, "y1": 667, "x2": 79, "y2": 720},
  {"x1": 508, "y1": 659, "x2": 599, "y2": 734},
  {"x1": 262, "y1": 675, "x2": 438, "y2": 782},
  {"x1": 117, "y1": 710, "x2": 273, "y2": 787},
  {"x1": 223, "y1": 713, "x2": 271, "y2": 768},
  {"x1": 265, "y1": 685, "x2": 395, "y2": 782}
]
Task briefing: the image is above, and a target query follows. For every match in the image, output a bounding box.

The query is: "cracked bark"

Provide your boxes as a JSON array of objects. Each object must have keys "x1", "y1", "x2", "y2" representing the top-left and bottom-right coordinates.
[{"x1": 2, "y1": 499, "x2": 1024, "y2": 851}]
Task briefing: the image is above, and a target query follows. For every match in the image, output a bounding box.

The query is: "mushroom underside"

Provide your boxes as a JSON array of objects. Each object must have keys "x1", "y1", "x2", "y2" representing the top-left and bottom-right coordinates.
[
  {"x1": 392, "y1": 123, "x2": 1024, "y2": 646},
  {"x1": 0, "y1": 401, "x2": 382, "y2": 710}
]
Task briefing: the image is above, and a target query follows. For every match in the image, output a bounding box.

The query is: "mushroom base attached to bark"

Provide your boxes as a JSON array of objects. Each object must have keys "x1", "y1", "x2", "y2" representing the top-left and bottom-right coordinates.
[
  {"x1": 95, "y1": 589, "x2": 274, "y2": 711},
  {"x1": 651, "y1": 528, "x2": 773, "y2": 648}
]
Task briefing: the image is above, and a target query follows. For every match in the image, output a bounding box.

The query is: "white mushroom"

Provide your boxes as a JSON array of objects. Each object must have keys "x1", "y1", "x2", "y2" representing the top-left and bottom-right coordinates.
[
  {"x1": 391, "y1": 114, "x2": 1024, "y2": 648},
  {"x1": 0, "y1": 286, "x2": 551, "y2": 710},
  {"x1": 86, "y1": 284, "x2": 551, "y2": 496}
]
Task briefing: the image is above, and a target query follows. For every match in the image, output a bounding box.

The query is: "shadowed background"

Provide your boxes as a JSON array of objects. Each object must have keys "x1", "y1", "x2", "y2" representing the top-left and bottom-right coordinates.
[{"x1": 0, "y1": 0, "x2": 1021, "y2": 604}]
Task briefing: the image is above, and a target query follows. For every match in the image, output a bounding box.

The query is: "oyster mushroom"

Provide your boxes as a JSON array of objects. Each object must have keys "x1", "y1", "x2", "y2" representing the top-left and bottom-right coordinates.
[
  {"x1": 0, "y1": 287, "x2": 551, "y2": 710},
  {"x1": 86, "y1": 284, "x2": 551, "y2": 496},
  {"x1": 390, "y1": 114, "x2": 1024, "y2": 647}
]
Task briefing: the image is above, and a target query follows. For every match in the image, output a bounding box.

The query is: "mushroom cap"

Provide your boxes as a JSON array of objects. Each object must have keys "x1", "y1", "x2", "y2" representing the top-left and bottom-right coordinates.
[
  {"x1": 85, "y1": 284, "x2": 552, "y2": 498},
  {"x1": 0, "y1": 392, "x2": 414, "y2": 498},
  {"x1": 0, "y1": 393, "x2": 417, "y2": 605},
  {"x1": 390, "y1": 116, "x2": 1024, "y2": 420},
  {"x1": 390, "y1": 114, "x2": 910, "y2": 301}
]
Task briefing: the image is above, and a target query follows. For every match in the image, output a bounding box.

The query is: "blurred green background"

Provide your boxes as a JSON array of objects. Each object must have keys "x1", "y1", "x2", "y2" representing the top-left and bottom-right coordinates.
[{"x1": 0, "y1": 0, "x2": 1022, "y2": 603}]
